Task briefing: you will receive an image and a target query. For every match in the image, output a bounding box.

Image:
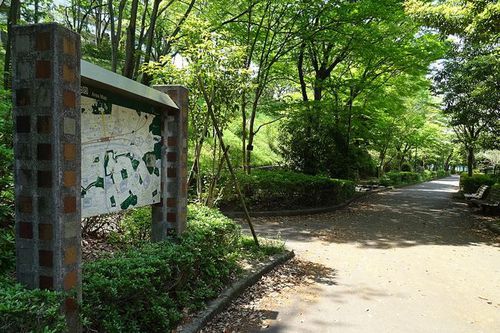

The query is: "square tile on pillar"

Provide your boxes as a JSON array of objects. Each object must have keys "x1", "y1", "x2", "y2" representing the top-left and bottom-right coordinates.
[
  {"x1": 16, "y1": 116, "x2": 30, "y2": 133},
  {"x1": 35, "y1": 32, "x2": 51, "y2": 51}
]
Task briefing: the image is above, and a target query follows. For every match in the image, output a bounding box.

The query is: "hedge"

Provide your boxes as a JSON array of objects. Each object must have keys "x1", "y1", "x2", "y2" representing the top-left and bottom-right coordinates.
[
  {"x1": 1, "y1": 204, "x2": 274, "y2": 332},
  {"x1": 460, "y1": 173, "x2": 498, "y2": 194},
  {"x1": 380, "y1": 170, "x2": 450, "y2": 187},
  {"x1": 219, "y1": 170, "x2": 356, "y2": 211}
]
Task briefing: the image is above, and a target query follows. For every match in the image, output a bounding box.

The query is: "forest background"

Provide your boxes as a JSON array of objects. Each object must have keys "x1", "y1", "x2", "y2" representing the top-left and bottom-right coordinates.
[{"x1": 0, "y1": 0, "x2": 499, "y2": 212}]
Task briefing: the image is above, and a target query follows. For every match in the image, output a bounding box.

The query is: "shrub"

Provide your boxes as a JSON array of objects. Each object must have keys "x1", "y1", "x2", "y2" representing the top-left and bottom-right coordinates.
[
  {"x1": 436, "y1": 170, "x2": 450, "y2": 178},
  {"x1": 0, "y1": 278, "x2": 66, "y2": 333},
  {"x1": 82, "y1": 204, "x2": 242, "y2": 332},
  {"x1": 460, "y1": 173, "x2": 497, "y2": 193},
  {"x1": 380, "y1": 171, "x2": 423, "y2": 186},
  {"x1": 0, "y1": 225, "x2": 14, "y2": 275},
  {"x1": 421, "y1": 170, "x2": 438, "y2": 181},
  {"x1": 0, "y1": 88, "x2": 13, "y2": 228},
  {"x1": 108, "y1": 208, "x2": 151, "y2": 245},
  {"x1": 401, "y1": 163, "x2": 413, "y2": 172},
  {"x1": 219, "y1": 170, "x2": 355, "y2": 211}
]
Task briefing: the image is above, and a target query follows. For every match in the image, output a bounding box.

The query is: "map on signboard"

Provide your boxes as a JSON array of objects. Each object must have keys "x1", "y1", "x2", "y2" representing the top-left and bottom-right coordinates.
[{"x1": 80, "y1": 88, "x2": 162, "y2": 218}]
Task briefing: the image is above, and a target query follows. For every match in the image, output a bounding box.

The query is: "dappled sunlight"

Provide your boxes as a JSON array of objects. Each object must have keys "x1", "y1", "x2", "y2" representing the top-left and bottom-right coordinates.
[{"x1": 242, "y1": 177, "x2": 499, "y2": 250}]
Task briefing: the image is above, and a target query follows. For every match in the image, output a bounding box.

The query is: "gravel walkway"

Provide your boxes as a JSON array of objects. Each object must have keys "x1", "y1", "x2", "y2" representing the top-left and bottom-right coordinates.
[{"x1": 203, "y1": 176, "x2": 500, "y2": 333}]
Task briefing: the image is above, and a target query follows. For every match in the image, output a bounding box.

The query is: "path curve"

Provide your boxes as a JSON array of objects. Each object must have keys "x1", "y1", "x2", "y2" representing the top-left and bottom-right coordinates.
[{"x1": 209, "y1": 176, "x2": 500, "y2": 332}]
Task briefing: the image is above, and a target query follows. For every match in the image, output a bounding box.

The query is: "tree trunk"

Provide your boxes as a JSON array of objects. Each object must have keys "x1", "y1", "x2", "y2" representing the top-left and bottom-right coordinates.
[
  {"x1": 444, "y1": 150, "x2": 453, "y2": 171},
  {"x1": 3, "y1": 0, "x2": 20, "y2": 89},
  {"x1": 467, "y1": 146, "x2": 474, "y2": 177},
  {"x1": 123, "y1": 0, "x2": 139, "y2": 79},
  {"x1": 107, "y1": 0, "x2": 116, "y2": 70},
  {"x1": 245, "y1": 98, "x2": 259, "y2": 174},
  {"x1": 111, "y1": 0, "x2": 127, "y2": 72},
  {"x1": 298, "y1": 42, "x2": 308, "y2": 101},
  {"x1": 241, "y1": 92, "x2": 247, "y2": 172},
  {"x1": 141, "y1": 0, "x2": 161, "y2": 85}
]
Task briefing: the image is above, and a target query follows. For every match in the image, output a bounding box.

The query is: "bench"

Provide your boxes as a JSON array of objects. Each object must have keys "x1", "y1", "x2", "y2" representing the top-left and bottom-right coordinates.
[
  {"x1": 464, "y1": 185, "x2": 489, "y2": 201},
  {"x1": 474, "y1": 187, "x2": 500, "y2": 214}
]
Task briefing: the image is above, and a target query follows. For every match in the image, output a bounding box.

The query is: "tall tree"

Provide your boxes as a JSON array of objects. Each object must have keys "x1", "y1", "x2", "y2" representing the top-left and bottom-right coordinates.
[
  {"x1": 407, "y1": 0, "x2": 500, "y2": 175},
  {"x1": 3, "y1": 0, "x2": 20, "y2": 89},
  {"x1": 123, "y1": 0, "x2": 139, "y2": 78}
]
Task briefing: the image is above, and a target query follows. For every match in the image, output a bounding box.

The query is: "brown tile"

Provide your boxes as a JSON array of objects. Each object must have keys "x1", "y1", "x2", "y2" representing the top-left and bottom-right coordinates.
[
  {"x1": 39, "y1": 250, "x2": 53, "y2": 267},
  {"x1": 37, "y1": 144, "x2": 52, "y2": 160},
  {"x1": 19, "y1": 222, "x2": 33, "y2": 239},
  {"x1": 16, "y1": 89, "x2": 30, "y2": 106},
  {"x1": 37, "y1": 170, "x2": 52, "y2": 188},
  {"x1": 63, "y1": 64, "x2": 75, "y2": 82},
  {"x1": 167, "y1": 137, "x2": 177, "y2": 146},
  {"x1": 63, "y1": 144, "x2": 76, "y2": 161},
  {"x1": 63, "y1": 90, "x2": 76, "y2": 108},
  {"x1": 36, "y1": 32, "x2": 51, "y2": 51},
  {"x1": 64, "y1": 270, "x2": 77, "y2": 290},
  {"x1": 167, "y1": 212, "x2": 176, "y2": 222},
  {"x1": 167, "y1": 198, "x2": 176, "y2": 207},
  {"x1": 18, "y1": 196, "x2": 32, "y2": 213},
  {"x1": 39, "y1": 223, "x2": 53, "y2": 240},
  {"x1": 63, "y1": 196, "x2": 76, "y2": 213},
  {"x1": 63, "y1": 37, "x2": 76, "y2": 56},
  {"x1": 65, "y1": 297, "x2": 78, "y2": 314},
  {"x1": 64, "y1": 246, "x2": 77, "y2": 265},
  {"x1": 37, "y1": 116, "x2": 52, "y2": 134},
  {"x1": 167, "y1": 152, "x2": 177, "y2": 162},
  {"x1": 39, "y1": 275, "x2": 53, "y2": 290},
  {"x1": 16, "y1": 116, "x2": 30, "y2": 133},
  {"x1": 35, "y1": 60, "x2": 51, "y2": 79},
  {"x1": 63, "y1": 171, "x2": 76, "y2": 187},
  {"x1": 167, "y1": 167, "x2": 176, "y2": 178}
]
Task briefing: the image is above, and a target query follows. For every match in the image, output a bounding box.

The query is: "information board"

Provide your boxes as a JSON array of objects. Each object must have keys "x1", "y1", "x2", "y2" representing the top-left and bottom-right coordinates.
[{"x1": 80, "y1": 85, "x2": 162, "y2": 218}]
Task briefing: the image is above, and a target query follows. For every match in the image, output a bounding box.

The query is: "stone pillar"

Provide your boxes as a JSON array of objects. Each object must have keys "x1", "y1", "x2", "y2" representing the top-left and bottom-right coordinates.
[
  {"x1": 12, "y1": 24, "x2": 81, "y2": 330},
  {"x1": 151, "y1": 85, "x2": 188, "y2": 240}
]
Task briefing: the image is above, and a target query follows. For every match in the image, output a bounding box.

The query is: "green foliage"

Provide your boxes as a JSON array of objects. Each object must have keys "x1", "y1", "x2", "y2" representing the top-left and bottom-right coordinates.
[
  {"x1": 109, "y1": 208, "x2": 152, "y2": 245},
  {"x1": 280, "y1": 106, "x2": 377, "y2": 179},
  {"x1": 0, "y1": 278, "x2": 66, "y2": 333},
  {"x1": 219, "y1": 170, "x2": 355, "y2": 211},
  {"x1": 460, "y1": 173, "x2": 498, "y2": 193},
  {"x1": 82, "y1": 204, "x2": 242, "y2": 332},
  {"x1": 0, "y1": 225, "x2": 14, "y2": 275},
  {"x1": 380, "y1": 171, "x2": 422, "y2": 186},
  {"x1": 0, "y1": 88, "x2": 13, "y2": 228},
  {"x1": 436, "y1": 170, "x2": 450, "y2": 178}
]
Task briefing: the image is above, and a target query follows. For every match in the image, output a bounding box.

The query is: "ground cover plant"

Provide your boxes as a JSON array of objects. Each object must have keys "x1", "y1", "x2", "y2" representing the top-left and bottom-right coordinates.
[{"x1": 0, "y1": 204, "x2": 284, "y2": 332}]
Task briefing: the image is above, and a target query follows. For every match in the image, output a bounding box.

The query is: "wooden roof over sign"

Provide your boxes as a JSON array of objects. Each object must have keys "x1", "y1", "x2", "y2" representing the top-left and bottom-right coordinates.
[{"x1": 81, "y1": 60, "x2": 179, "y2": 110}]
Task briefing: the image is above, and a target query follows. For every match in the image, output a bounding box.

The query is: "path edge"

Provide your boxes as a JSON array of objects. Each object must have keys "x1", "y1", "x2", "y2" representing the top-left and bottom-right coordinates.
[
  {"x1": 178, "y1": 250, "x2": 295, "y2": 333},
  {"x1": 484, "y1": 221, "x2": 500, "y2": 235},
  {"x1": 222, "y1": 188, "x2": 390, "y2": 218}
]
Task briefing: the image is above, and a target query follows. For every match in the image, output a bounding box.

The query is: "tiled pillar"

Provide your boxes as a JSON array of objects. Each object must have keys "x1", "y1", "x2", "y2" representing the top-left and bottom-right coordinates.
[
  {"x1": 12, "y1": 24, "x2": 81, "y2": 330},
  {"x1": 151, "y1": 85, "x2": 188, "y2": 240}
]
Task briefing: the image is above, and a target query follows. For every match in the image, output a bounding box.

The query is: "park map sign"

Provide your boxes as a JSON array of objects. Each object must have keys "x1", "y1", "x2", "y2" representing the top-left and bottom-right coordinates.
[{"x1": 80, "y1": 85, "x2": 162, "y2": 217}]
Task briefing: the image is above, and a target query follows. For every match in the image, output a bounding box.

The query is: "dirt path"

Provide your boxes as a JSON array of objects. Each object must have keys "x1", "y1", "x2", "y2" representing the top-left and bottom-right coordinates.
[{"x1": 204, "y1": 176, "x2": 500, "y2": 333}]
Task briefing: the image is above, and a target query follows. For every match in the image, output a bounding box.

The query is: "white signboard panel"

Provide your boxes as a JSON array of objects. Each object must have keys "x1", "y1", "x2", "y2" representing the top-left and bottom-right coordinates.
[{"x1": 80, "y1": 88, "x2": 162, "y2": 218}]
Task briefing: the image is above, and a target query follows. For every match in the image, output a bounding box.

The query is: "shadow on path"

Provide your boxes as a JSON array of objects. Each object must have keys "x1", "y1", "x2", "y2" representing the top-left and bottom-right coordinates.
[{"x1": 246, "y1": 176, "x2": 499, "y2": 249}]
